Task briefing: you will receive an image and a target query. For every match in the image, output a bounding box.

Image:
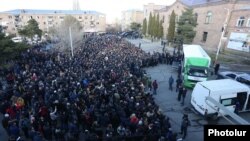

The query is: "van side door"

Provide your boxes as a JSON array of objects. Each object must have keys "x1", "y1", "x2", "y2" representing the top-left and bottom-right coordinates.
[{"x1": 220, "y1": 94, "x2": 237, "y2": 114}]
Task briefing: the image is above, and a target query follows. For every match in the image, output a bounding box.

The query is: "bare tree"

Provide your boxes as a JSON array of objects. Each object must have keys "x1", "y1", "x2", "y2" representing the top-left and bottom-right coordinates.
[{"x1": 49, "y1": 15, "x2": 83, "y2": 53}]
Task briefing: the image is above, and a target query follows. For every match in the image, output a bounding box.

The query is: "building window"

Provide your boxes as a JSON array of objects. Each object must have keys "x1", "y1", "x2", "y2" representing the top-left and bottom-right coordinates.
[
  {"x1": 8, "y1": 16, "x2": 12, "y2": 19},
  {"x1": 44, "y1": 22, "x2": 46, "y2": 25},
  {"x1": 205, "y1": 11, "x2": 212, "y2": 24},
  {"x1": 0, "y1": 18, "x2": 2, "y2": 20},
  {"x1": 37, "y1": 16, "x2": 39, "y2": 19},
  {"x1": 246, "y1": 19, "x2": 250, "y2": 27},
  {"x1": 48, "y1": 16, "x2": 53, "y2": 19},
  {"x1": 79, "y1": 16, "x2": 82, "y2": 19},
  {"x1": 236, "y1": 16, "x2": 245, "y2": 27},
  {"x1": 96, "y1": 22, "x2": 99, "y2": 25},
  {"x1": 85, "y1": 16, "x2": 88, "y2": 20},
  {"x1": 202, "y1": 32, "x2": 208, "y2": 42},
  {"x1": 30, "y1": 16, "x2": 33, "y2": 19},
  {"x1": 162, "y1": 16, "x2": 165, "y2": 23}
]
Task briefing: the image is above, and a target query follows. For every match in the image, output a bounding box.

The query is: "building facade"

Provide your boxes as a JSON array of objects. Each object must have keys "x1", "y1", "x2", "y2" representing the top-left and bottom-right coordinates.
[
  {"x1": 0, "y1": 9, "x2": 106, "y2": 35},
  {"x1": 156, "y1": 2, "x2": 187, "y2": 40},
  {"x1": 226, "y1": 7, "x2": 250, "y2": 52},
  {"x1": 121, "y1": 10, "x2": 144, "y2": 31},
  {"x1": 143, "y1": 3, "x2": 165, "y2": 22},
  {"x1": 155, "y1": 0, "x2": 250, "y2": 52}
]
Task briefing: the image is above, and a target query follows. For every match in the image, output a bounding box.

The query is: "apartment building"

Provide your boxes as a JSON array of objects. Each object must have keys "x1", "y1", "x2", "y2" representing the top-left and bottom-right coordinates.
[
  {"x1": 155, "y1": 0, "x2": 250, "y2": 52},
  {"x1": 0, "y1": 9, "x2": 106, "y2": 35},
  {"x1": 226, "y1": 7, "x2": 250, "y2": 52}
]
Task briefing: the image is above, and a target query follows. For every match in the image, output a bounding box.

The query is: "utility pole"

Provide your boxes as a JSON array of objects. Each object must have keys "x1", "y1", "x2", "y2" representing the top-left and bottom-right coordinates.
[
  {"x1": 69, "y1": 26, "x2": 74, "y2": 58},
  {"x1": 215, "y1": 8, "x2": 230, "y2": 63}
]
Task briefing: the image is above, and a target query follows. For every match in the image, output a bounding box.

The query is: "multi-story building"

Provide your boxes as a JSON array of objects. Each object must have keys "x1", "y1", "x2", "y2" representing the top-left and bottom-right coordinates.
[
  {"x1": 143, "y1": 3, "x2": 165, "y2": 22},
  {"x1": 155, "y1": 0, "x2": 250, "y2": 52},
  {"x1": 0, "y1": 9, "x2": 106, "y2": 35},
  {"x1": 121, "y1": 10, "x2": 144, "y2": 31},
  {"x1": 226, "y1": 6, "x2": 250, "y2": 52},
  {"x1": 155, "y1": 2, "x2": 186, "y2": 39}
]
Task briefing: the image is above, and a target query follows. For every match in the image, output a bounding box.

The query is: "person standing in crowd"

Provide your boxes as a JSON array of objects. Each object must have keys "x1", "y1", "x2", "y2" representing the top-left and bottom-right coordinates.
[
  {"x1": 181, "y1": 87, "x2": 187, "y2": 105},
  {"x1": 169, "y1": 75, "x2": 174, "y2": 91},
  {"x1": 176, "y1": 76, "x2": 182, "y2": 92},
  {"x1": 180, "y1": 114, "x2": 190, "y2": 140},
  {"x1": 152, "y1": 80, "x2": 158, "y2": 95},
  {"x1": 214, "y1": 62, "x2": 220, "y2": 75},
  {"x1": 2, "y1": 114, "x2": 10, "y2": 135},
  {"x1": 169, "y1": 55, "x2": 174, "y2": 65},
  {"x1": 177, "y1": 84, "x2": 183, "y2": 101},
  {"x1": 234, "y1": 101, "x2": 240, "y2": 115}
]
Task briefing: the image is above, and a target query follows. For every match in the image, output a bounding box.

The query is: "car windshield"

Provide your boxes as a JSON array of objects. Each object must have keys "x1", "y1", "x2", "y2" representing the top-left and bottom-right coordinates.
[{"x1": 188, "y1": 67, "x2": 208, "y2": 77}]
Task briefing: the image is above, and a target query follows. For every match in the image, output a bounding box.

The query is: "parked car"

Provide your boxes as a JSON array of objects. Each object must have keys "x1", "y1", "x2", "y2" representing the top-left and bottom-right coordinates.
[{"x1": 217, "y1": 71, "x2": 250, "y2": 86}]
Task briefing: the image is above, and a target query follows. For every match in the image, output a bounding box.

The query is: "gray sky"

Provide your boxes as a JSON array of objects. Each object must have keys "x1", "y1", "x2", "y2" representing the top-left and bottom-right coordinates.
[{"x1": 0, "y1": 0, "x2": 176, "y2": 23}]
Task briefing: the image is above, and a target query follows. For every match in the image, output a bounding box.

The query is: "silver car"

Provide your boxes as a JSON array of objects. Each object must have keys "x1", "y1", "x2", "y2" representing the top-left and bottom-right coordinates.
[{"x1": 217, "y1": 71, "x2": 250, "y2": 86}]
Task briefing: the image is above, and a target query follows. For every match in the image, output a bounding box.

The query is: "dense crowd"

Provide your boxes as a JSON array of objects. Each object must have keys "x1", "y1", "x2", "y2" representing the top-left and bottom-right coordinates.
[{"x1": 0, "y1": 35, "x2": 179, "y2": 141}]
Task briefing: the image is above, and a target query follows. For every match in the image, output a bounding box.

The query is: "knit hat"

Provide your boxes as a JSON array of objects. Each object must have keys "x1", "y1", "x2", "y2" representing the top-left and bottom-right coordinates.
[{"x1": 4, "y1": 113, "x2": 9, "y2": 117}]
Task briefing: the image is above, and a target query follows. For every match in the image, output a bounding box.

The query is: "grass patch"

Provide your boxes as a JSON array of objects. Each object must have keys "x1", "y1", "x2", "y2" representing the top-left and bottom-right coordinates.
[
  {"x1": 218, "y1": 56, "x2": 235, "y2": 63},
  {"x1": 206, "y1": 50, "x2": 238, "y2": 64},
  {"x1": 207, "y1": 49, "x2": 250, "y2": 64},
  {"x1": 223, "y1": 49, "x2": 250, "y2": 56},
  {"x1": 242, "y1": 59, "x2": 250, "y2": 65}
]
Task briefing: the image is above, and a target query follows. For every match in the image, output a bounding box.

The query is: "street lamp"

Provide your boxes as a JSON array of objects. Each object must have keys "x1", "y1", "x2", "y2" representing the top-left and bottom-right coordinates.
[{"x1": 215, "y1": 8, "x2": 230, "y2": 63}]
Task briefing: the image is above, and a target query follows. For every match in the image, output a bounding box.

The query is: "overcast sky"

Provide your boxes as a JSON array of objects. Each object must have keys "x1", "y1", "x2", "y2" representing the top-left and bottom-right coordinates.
[{"x1": 0, "y1": 0, "x2": 176, "y2": 23}]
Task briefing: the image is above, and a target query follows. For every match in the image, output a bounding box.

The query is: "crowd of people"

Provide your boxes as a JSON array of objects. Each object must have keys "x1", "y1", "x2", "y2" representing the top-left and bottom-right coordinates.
[{"x1": 0, "y1": 35, "x2": 180, "y2": 141}]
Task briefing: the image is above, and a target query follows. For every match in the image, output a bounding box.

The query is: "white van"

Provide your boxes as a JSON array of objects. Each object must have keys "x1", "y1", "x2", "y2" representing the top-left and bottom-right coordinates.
[{"x1": 191, "y1": 79, "x2": 250, "y2": 116}]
